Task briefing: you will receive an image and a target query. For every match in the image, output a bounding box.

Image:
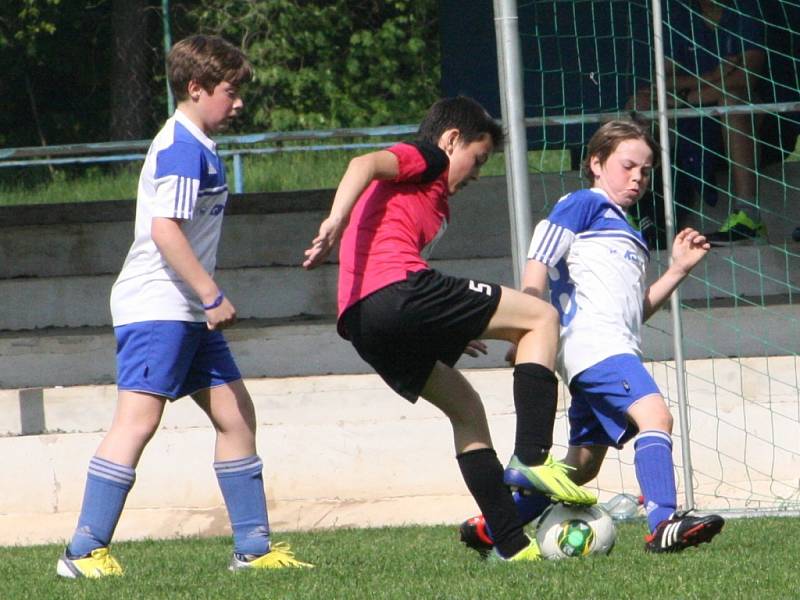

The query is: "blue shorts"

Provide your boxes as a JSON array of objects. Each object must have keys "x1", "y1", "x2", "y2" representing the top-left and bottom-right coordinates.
[
  {"x1": 567, "y1": 353, "x2": 661, "y2": 449},
  {"x1": 115, "y1": 321, "x2": 242, "y2": 400}
]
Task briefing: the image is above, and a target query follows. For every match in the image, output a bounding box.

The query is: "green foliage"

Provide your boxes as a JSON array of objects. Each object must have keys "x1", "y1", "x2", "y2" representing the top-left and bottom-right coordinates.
[
  {"x1": 0, "y1": 0, "x2": 62, "y2": 54},
  {"x1": 1, "y1": 518, "x2": 798, "y2": 599},
  {"x1": 185, "y1": 0, "x2": 441, "y2": 131}
]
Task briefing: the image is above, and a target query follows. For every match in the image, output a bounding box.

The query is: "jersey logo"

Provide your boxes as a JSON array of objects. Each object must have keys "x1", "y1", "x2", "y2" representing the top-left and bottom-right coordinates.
[
  {"x1": 469, "y1": 280, "x2": 493, "y2": 296},
  {"x1": 549, "y1": 260, "x2": 577, "y2": 327},
  {"x1": 624, "y1": 249, "x2": 643, "y2": 267}
]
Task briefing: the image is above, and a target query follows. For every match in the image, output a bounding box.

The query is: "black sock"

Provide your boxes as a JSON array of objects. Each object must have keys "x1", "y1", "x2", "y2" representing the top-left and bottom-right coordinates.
[
  {"x1": 456, "y1": 448, "x2": 529, "y2": 558},
  {"x1": 513, "y1": 362, "x2": 558, "y2": 466}
]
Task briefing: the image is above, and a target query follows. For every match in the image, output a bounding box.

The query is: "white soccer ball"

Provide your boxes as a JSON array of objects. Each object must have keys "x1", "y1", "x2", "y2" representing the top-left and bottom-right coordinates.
[{"x1": 534, "y1": 503, "x2": 617, "y2": 559}]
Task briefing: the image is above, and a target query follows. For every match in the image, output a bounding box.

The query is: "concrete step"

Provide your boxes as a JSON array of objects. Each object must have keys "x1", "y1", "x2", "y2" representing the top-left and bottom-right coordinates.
[
  {"x1": 1, "y1": 298, "x2": 797, "y2": 390},
  {"x1": 3, "y1": 166, "x2": 799, "y2": 332}
]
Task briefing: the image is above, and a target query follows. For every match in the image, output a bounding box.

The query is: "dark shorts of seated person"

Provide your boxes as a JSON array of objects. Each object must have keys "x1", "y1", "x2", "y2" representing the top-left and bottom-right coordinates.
[{"x1": 339, "y1": 269, "x2": 502, "y2": 402}]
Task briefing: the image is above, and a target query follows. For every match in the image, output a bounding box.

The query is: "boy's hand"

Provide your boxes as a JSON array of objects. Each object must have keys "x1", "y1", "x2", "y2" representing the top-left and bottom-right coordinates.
[
  {"x1": 463, "y1": 340, "x2": 488, "y2": 358},
  {"x1": 303, "y1": 216, "x2": 344, "y2": 270},
  {"x1": 671, "y1": 227, "x2": 711, "y2": 274},
  {"x1": 206, "y1": 296, "x2": 237, "y2": 330}
]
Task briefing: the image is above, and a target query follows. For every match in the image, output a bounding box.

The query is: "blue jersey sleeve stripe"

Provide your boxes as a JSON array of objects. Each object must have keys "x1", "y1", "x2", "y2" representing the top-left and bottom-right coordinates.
[
  {"x1": 534, "y1": 222, "x2": 559, "y2": 263},
  {"x1": 182, "y1": 176, "x2": 191, "y2": 219},
  {"x1": 189, "y1": 179, "x2": 196, "y2": 218},
  {"x1": 543, "y1": 223, "x2": 565, "y2": 264},
  {"x1": 529, "y1": 220, "x2": 574, "y2": 266},
  {"x1": 529, "y1": 221, "x2": 554, "y2": 263},
  {"x1": 173, "y1": 177, "x2": 181, "y2": 217}
]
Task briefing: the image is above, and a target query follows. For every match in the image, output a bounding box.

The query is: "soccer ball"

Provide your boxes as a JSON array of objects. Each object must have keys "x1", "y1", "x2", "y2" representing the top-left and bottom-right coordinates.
[{"x1": 534, "y1": 503, "x2": 616, "y2": 559}]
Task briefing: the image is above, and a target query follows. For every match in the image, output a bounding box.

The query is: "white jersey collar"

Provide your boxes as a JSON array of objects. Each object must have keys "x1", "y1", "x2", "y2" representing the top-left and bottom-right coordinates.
[
  {"x1": 589, "y1": 187, "x2": 627, "y2": 220},
  {"x1": 173, "y1": 108, "x2": 217, "y2": 153}
]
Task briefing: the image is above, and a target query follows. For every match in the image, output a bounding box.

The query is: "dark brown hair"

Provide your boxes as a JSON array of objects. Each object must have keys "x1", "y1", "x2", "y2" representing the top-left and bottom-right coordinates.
[
  {"x1": 417, "y1": 96, "x2": 504, "y2": 148},
  {"x1": 582, "y1": 118, "x2": 660, "y2": 185},
  {"x1": 167, "y1": 35, "x2": 253, "y2": 102}
]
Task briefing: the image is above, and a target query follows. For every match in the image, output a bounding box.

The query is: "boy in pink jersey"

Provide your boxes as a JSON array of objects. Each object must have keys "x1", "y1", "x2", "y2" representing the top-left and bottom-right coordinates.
[{"x1": 304, "y1": 96, "x2": 595, "y2": 561}]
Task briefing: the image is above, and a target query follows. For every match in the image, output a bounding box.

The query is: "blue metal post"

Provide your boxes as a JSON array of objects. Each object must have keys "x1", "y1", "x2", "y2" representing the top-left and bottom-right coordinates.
[{"x1": 233, "y1": 153, "x2": 244, "y2": 194}]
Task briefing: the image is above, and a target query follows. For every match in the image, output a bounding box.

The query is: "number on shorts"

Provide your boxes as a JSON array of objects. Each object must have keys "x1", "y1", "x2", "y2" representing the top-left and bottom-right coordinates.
[{"x1": 469, "y1": 280, "x2": 493, "y2": 296}]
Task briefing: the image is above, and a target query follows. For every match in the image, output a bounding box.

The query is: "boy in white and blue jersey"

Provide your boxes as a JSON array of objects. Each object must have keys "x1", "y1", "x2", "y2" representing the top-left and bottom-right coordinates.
[
  {"x1": 57, "y1": 35, "x2": 311, "y2": 579},
  {"x1": 461, "y1": 119, "x2": 724, "y2": 554}
]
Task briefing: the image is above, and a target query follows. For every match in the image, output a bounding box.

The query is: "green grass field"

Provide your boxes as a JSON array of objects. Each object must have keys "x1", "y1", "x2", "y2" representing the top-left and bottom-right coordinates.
[{"x1": 2, "y1": 517, "x2": 797, "y2": 599}]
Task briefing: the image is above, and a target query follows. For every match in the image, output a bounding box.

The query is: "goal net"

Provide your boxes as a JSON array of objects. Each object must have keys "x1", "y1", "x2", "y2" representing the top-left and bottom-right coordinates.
[{"x1": 443, "y1": 0, "x2": 800, "y2": 514}]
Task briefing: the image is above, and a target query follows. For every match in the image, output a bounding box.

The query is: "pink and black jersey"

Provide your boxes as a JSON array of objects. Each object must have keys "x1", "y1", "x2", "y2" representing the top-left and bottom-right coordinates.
[{"x1": 337, "y1": 141, "x2": 450, "y2": 317}]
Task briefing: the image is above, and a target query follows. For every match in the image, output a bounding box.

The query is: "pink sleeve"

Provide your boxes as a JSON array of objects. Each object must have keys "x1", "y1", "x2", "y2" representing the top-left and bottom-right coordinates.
[{"x1": 387, "y1": 143, "x2": 432, "y2": 183}]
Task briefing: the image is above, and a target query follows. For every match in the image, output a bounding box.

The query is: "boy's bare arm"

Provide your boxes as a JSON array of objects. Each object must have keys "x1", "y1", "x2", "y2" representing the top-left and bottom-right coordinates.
[
  {"x1": 643, "y1": 228, "x2": 710, "y2": 321},
  {"x1": 521, "y1": 259, "x2": 549, "y2": 300},
  {"x1": 151, "y1": 216, "x2": 236, "y2": 329},
  {"x1": 302, "y1": 149, "x2": 399, "y2": 269},
  {"x1": 505, "y1": 258, "x2": 550, "y2": 364}
]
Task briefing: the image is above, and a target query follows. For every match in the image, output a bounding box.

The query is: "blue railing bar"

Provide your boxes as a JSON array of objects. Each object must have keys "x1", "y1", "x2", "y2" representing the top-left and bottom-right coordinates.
[
  {"x1": 3, "y1": 100, "x2": 797, "y2": 167},
  {"x1": 232, "y1": 154, "x2": 244, "y2": 194},
  {"x1": 0, "y1": 154, "x2": 148, "y2": 168},
  {"x1": 220, "y1": 142, "x2": 391, "y2": 157},
  {"x1": 0, "y1": 123, "x2": 419, "y2": 160},
  {"x1": 0, "y1": 142, "x2": 394, "y2": 169},
  {"x1": 219, "y1": 123, "x2": 417, "y2": 146}
]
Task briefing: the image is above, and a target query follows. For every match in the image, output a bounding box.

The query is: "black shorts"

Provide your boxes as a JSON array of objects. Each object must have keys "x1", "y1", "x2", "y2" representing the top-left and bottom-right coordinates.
[{"x1": 339, "y1": 269, "x2": 502, "y2": 402}]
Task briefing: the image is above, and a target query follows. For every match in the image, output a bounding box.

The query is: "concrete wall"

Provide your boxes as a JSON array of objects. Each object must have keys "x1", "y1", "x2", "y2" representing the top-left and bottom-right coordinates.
[
  {"x1": 1, "y1": 166, "x2": 798, "y2": 546},
  {"x1": 1, "y1": 167, "x2": 799, "y2": 390},
  {"x1": 2, "y1": 356, "x2": 798, "y2": 546},
  {"x1": 2, "y1": 166, "x2": 799, "y2": 332}
]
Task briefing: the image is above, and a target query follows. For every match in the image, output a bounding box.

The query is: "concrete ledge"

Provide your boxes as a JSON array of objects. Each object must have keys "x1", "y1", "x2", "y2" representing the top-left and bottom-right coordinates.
[
  {"x1": 3, "y1": 166, "x2": 799, "y2": 332},
  {"x1": 1, "y1": 300, "x2": 798, "y2": 390},
  {"x1": 1, "y1": 358, "x2": 798, "y2": 546}
]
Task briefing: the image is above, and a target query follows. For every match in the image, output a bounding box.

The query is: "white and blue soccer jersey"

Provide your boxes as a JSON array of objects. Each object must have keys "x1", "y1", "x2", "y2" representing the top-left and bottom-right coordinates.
[
  {"x1": 528, "y1": 188, "x2": 650, "y2": 384},
  {"x1": 110, "y1": 109, "x2": 229, "y2": 326}
]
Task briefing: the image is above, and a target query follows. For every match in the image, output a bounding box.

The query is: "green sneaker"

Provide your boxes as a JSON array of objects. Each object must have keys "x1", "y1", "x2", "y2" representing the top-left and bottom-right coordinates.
[
  {"x1": 705, "y1": 210, "x2": 767, "y2": 245},
  {"x1": 488, "y1": 536, "x2": 542, "y2": 562},
  {"x1": 504, "y1": 454, "x2": 597, "y2": 506}
]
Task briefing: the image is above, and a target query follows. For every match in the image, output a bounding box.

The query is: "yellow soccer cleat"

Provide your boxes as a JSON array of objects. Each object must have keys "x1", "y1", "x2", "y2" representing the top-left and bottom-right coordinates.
[
  {"x1": 504, "y1": 454, "x2": 597, "y2": 506},
  {"x1": 488, "y1": 536, "x2": 542, "y2": 562},
  {"x1": 228, "y1": 542, "x2": 314, "y2": 571},
  {"x1": 56, "y1": 547, "x2": 123, "y2": 579}
]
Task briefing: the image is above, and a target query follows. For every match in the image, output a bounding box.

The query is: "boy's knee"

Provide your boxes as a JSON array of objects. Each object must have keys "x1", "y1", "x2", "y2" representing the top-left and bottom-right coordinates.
[{"x1": 527, "y1": 300, "x2": 558, "y2": 331}]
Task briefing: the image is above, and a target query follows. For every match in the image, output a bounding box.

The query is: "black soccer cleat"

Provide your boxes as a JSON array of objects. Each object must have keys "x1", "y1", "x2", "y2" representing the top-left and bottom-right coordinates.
[
  {"x1": 644, "y1": 510, "x2": 725, "y2": 553},
  {"x1": 459, "y1": 515, "x2": 494, "y2": 557}
]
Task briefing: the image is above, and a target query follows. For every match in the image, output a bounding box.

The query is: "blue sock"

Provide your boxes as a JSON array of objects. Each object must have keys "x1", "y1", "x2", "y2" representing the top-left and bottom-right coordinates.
[
  {"x1": 485, "y1": 491, "x2": 552, "y2": 540},
  {"x1": 513, "y1": 490, "x2": 553, "y2": 524},
  {"x1": 68, "y1": 457, "x2": 135, "y2": 557},
  {"x1": 215, "y1": 455, "x2": 270, "y2": 556},
  {"x1": 634, "y1": 430, "x2": 677, "y2": 532}
]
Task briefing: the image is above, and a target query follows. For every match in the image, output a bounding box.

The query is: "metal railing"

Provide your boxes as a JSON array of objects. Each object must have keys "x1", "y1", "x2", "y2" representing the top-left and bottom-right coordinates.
[
  {"x1": 2, "y1": 101, "x2": 797, "y2": 195},
  {"x1": 0, "y1": 124, "x2": 418, "y2": 194}
]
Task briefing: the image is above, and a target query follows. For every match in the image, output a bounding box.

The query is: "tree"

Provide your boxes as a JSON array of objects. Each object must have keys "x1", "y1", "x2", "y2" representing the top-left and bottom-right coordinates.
[
  {"x1": 109, "y1": 0, "x2": 153, "y2": 141},
  {"x1": 0, "y1": 0, "x2": 63, "y2": 147},
  {"x1": 185, "y1": 0, "x2": 440, "y2": 131}
]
